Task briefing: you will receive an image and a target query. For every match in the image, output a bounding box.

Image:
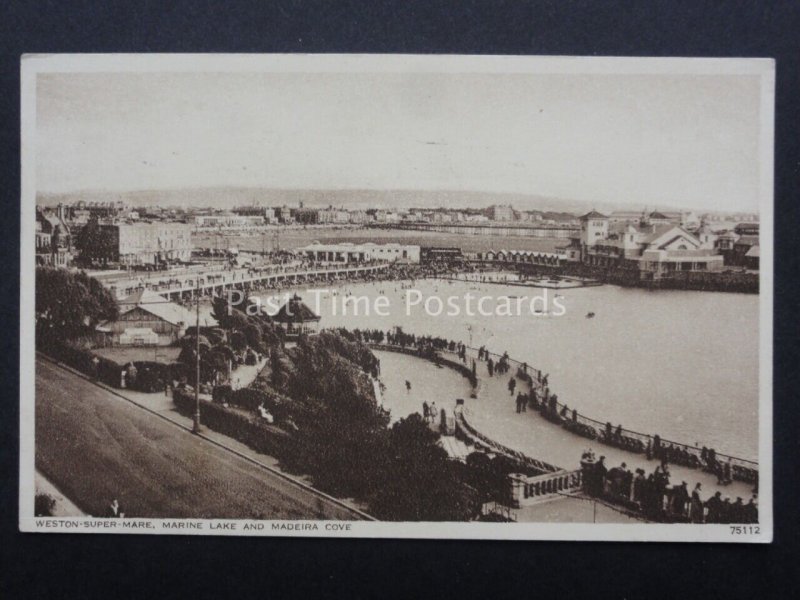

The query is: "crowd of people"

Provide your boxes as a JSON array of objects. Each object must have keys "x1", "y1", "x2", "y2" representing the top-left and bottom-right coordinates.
[
  {"x1": 349, "y1": 325, "x2": 759, "y2": 523},
  {"x1": 580, "y1": 449, "x2": 758, "y2": 524}
]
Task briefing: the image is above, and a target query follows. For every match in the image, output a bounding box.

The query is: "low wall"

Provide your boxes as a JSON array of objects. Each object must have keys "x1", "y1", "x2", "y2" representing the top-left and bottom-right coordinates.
[
  {"x1": 454, "y1": 409, "x2": 561, "y2": 474},
  {"x1": 477, "y1": 345, "x2": 759, "y2": 485},
  {"x1": 365, "y1": 337, "x2": 758, "y2": 486},
  {"x1": 172, "y1": 389, "x2": 293, "y2": 459},
  {"x1": 509, "y1": 469, "x2": 584, "y2": 507}
]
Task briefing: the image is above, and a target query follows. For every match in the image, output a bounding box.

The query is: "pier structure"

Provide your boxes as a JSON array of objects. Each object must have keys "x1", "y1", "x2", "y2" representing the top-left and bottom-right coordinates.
[{"x1": 92, "y1": 261, "x2": 391, "y2": 301}]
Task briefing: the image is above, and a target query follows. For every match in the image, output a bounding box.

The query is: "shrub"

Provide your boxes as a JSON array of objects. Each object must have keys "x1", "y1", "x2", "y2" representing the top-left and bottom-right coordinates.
[
  {"x1": 172, "y1": 389, "x2": 292, "y2": 458},
  {"x1": 244, "y1": 349, "x2": 258, "y2": 365},
  {"x1": 243, "y1": 323, "x2": 263, "y2": 352},
  {"x1": 212, "y1": 384, "x2": 232, "y2": 404},
  {"x1": 229, "y1": 388, "x2": 269, "y2": 412},
  {"x1": 230, "y1": 331, "x2": 247, "y2": 352},
  {"x1": 35, "y1": 493, "x2": 56, "y2": 517}
]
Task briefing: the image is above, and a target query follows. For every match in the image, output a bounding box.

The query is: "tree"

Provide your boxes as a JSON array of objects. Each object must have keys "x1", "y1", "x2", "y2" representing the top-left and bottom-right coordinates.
[
  {"x1": 230, "y1": 330, "x2": 247, "y2": 352},
  {"x1": 243, "y1": 323, "x2": 263, "y2": 352},
  {"x1": 35, "y1": 267, "x2": 118, "y2": 342},
  {"x1": 202, "y1": 346, "x2": 232, "y2": 384},
  {"x1": 368, "y1": 415, "x2": 479, "y2": 521},
  {"x1": 74, "y1": 219, "x2": 116, "y2": 266}
]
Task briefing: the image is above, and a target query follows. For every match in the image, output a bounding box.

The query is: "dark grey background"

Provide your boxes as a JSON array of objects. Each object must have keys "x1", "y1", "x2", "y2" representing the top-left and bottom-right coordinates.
[{"x1": 1, "y1": 1, "x2": 798, "y2": 598}]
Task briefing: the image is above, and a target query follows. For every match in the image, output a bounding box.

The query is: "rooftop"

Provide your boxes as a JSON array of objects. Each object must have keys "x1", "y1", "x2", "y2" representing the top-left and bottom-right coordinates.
[
  {"x1": 579, "y1": 210, "x2": 608, "y2": 220},
  {"x1": 273, "y1": 294, "x2": 321, "y2": 324},
  {"x1": 113, "y1": 289, "x2": 203, "y2": 327}
]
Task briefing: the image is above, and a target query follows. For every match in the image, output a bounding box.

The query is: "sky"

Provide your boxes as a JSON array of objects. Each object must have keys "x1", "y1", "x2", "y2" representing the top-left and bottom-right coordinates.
[{"x1": 36, "y1": 70, "x2": 764, "y2": 212}]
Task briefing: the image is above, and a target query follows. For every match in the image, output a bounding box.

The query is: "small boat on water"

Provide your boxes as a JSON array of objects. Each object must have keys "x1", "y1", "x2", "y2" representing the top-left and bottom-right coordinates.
[{"x1": 586, "y1": 312, "x2": 595, "y2": 319}]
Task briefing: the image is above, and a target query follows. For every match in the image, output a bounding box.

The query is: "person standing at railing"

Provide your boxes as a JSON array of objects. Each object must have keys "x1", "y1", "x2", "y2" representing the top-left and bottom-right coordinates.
[
  {"x1": 633, "y1": 469, "x2": 646, "y2": 504},
  {"x1": 690, "y1": 483, "x2": 704, "y2": 523},
  {"x1": 671, "y1": 481, "x2": 690, "y2": 518},
  {"x1": 745, "y1": 495, "x2": 758, "y2": 523}
]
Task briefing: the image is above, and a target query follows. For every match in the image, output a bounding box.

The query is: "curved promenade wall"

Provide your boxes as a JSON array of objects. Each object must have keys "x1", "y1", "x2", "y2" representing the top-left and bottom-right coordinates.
[{"x1": 366, "y1": 339, "x2": 758, "y2": 486}]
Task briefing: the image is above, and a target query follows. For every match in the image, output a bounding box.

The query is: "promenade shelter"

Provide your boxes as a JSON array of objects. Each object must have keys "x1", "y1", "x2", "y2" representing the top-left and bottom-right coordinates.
[
  {"x1": 97, "y1": 289, "x2": 195, "y2": 346},
  {"x1": 273, "y1": 294, "x2": 321, "y2": 337}
]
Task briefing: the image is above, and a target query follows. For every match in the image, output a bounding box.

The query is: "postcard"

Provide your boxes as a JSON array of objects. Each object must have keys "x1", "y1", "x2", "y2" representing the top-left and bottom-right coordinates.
[{"x1": 20, "y1": 54, "x2": 773, "y2": 541}]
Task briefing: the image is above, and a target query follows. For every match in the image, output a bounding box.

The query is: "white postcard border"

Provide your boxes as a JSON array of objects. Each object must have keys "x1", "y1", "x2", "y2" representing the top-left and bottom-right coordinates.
[{"x1": 19, "y1": 54, "x2": 775, "y2": 542}]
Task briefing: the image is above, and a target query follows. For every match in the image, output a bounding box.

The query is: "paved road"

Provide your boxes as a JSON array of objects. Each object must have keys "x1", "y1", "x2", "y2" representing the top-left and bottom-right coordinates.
[{"x1": 35, "y1": 357, "x2": 364, "y2": 520}]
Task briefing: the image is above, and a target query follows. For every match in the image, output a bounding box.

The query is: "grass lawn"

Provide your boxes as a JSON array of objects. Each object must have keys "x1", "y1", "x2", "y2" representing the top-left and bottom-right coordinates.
[{"x1": 92, "y1": 346, "x2": 182, "y2": 365}]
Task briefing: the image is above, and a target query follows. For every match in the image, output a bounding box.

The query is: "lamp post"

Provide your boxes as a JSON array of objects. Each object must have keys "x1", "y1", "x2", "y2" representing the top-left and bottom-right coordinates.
[{"x1": 193, "y1": 277, "x2": 202, "y2": 433}]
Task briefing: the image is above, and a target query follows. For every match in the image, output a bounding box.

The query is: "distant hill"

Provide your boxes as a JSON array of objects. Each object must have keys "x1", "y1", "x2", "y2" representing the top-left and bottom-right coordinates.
[{"x1": 35, "y1": 187, "x2": 695, "y2": 215}]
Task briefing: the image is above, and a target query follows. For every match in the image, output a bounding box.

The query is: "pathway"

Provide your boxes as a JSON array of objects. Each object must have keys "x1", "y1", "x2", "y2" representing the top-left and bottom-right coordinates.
[
  {"x1": 457, "y1": 350, "x2": 755, "y2": 504},
  {"x1": 37, "y1": 354, "x2": 371, "y2": 519}
]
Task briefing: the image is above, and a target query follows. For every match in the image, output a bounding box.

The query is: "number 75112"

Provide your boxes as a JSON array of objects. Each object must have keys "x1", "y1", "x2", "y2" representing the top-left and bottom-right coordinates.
[{"x1": 730, "y1": 526, "x2": 760, "y2": 535}]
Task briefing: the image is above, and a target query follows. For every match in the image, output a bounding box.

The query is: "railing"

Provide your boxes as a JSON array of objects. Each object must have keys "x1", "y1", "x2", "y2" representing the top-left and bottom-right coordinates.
[
  {"x1": 454, "y1": 408, "x2": 561, "y2": 474},
  {"x1": 362, "y1": 333, "x2": 758, "y2": 482},
  {"x1": 510, "y1": 469, "x2": 583, "y2": 506},
  {"x1": 106, "y1": 262, "x2": 391, "y2": 298},
  {"x1": 461, "y1": 344, "x2": 759, "y2": 479}
]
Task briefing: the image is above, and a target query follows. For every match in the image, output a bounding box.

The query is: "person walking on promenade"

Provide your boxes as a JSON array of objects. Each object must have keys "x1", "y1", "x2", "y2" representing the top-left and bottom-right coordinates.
[
  {"x1": 487, "y1": 358, "x2": 494, "y2": 377},
  {"x1": 405, "y1": 380, "x2": 411, "y2": 393},
  {"x1": 430, "y1": 402, "x2": 437, "y2": 424},
  {"x1": 422, "y1": 401, "x2": 430, "y2": 421},
  {"x1": 106, "y1": 498, "x2": 124, "y2": 518},
  {"x1": 508, "y1": 377, "x2": 516, "y2": 396}
]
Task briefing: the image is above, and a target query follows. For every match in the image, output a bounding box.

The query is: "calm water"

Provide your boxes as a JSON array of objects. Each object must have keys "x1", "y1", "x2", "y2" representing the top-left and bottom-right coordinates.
[{"x1": 251, "y1": 279, "x2": 759, "y2": 459}]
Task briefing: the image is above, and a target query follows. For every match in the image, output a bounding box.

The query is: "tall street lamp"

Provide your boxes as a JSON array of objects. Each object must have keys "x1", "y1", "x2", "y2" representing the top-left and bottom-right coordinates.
[{"x1": 193, "y1": 277, "x2": 202, "y2": 433}]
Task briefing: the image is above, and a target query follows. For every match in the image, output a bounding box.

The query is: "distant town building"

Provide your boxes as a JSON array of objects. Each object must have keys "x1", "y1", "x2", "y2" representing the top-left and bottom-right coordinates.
[
  {"x1": 293, "y1": 207, "x2": 320, "y2": 225},
  {"x1": 734, "y1": 222, "x2": 760, "y2": 236},
  {"x1": 488, "y1": 204, "x2": 515, "y2": 221},
  {"x1": 35, "y1": 207, "x2": 72, "y2": 267},
  {"x1": 573, "y1": 210, "x2": 724, "y2": 278},
  {"x1": 98, "y1": 222, "x2": 193, "y2": 266},
  {"x1": 731, "y1": 235, "x2": 760, "y2": 267},
  {"x1": 465, "y1": 214, "x2": 489, "y2": 223},
  {"x1": 348, "y1": 210, "x2": 370, "y2": 224},
  {"x1": 420, "y1": 247, "x2": 464, "y2": 265},
  {"x1": 296, "y1": 241, "x2": 420, "y2": 264},
  {"x1": 233, "y1": 206, "x2": 277, "y2": 224},
  {"x1": 274, "y1": 205, "x2": 296, "y2": 225},
  {"x1": 744, "y1": 245, "x2": 760, "y2": 270},
  {"x1": 194, "y1": 215, "x2": 265, "y2": 228},
  {"x1": 609, "y1": 209, "x2": 700, "y2": 230},
  {"x1": 73, "y1": 200, "x2": 127, "y2": 220}
]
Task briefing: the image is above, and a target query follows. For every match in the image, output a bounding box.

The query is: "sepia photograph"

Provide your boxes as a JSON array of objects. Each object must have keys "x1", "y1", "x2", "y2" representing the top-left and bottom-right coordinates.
[{"x1": 19, "y1": 54, "x2": 774, "y2": 541}]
